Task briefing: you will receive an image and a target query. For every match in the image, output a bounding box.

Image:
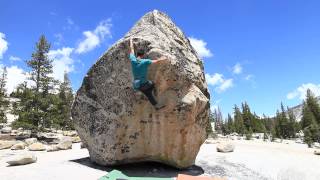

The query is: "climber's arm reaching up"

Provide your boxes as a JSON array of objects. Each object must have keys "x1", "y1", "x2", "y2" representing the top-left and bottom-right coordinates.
[
  {"x1": 129, "y1": 38, "x2": 135, "y2": 55},
  {"x1": 152, "y1": 56, "x2": 167, "y2": 64}
]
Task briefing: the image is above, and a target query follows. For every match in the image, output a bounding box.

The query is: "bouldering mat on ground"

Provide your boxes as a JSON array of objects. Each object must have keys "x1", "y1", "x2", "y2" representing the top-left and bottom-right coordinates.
[{"x1": 98, "y1": 170, "x2": 174, "y2": 180}]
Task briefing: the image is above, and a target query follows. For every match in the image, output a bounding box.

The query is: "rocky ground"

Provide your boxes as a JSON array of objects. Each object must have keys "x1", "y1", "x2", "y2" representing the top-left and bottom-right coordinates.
[
  {"x1": 199, "y1": 139, "x2": 320, "y2": 180},
  {"x1": 1, "y1": 138, "x2": 320, "y2": 180}
]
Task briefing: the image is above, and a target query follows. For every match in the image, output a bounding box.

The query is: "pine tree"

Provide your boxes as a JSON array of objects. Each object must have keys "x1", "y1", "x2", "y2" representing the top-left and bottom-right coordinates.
[
  {"x1": 213, "y1": 107, "x2": 223, "y2": 133},
  {"x1": 226, "y1": 113, "x2": 234, "y2": 134},
  {"x1": 26, "y1": 35, "x2": 54, "y2": 128},
  {"x1": 252, "y1": 112, "x2": 266, "y2": 133},
  {"x1": 234, "y1": 105, "x2": 245, "y2": 135},
  {"x1": 57, "y1": 72, "x2": 74, "y2": 129},
  {"x1": 221, "y1": 120, "x2": 228, "y2": 135},
  {"x1": 301, "y1": 100, "x2": 320, "y2": 144},
  {"x1": 274, "y1": 103, "x2": 291, "y2": 139},
  {"x1": 11, "y1": 82, "x2": 36, "y2": 129},
  {"x1": 241, "y1": 102, "x2": 252, "y2": 131},
  {"x1": 245, "y1": 127, "x2": 253, "y2": 140},
  {"x1": 274, "y1": 110, "x2": 281, "y2": 138},
  {"x1": 262, "y1": 114, "x2": 273, "y2": 133},
  {"x1": 287, "y1": 107, "x2": 297, "y2": 138},
  {"x1": 0, "y1": 67, "x2": 9, "y2": 123},
  {"x1": 305, "y1": 89, "x2": 320, "y2": 124},
  {"x1": 301, "y1": 102, "x2": 316, "y2": 129},
  {"x1": 304, "y1": 128, "x2": 313, "y2": 147},
  {"x1": 280, "y1": 102, "x2": 290, "y2": 138},
  {"x1": 207, "y1": 110, "x2": 215, "y2": 136}
]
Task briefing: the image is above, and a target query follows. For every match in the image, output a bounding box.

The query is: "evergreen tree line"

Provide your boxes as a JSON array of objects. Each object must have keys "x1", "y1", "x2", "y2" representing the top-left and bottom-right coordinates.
[
  {"x1": 300, "y1": 89, "x2": 320, "y2": 147},
  {"x1": 211, "y1": 89, "x2": 320, "y2": 145},
  {"x1": 0, "y1": 35, "x2": 74, "y2": 131}
]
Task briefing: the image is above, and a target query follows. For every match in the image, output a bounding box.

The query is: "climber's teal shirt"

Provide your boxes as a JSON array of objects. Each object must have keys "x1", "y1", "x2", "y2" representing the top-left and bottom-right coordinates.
[{"x1": 129, "y1": 53, "x2": 152, "y2": 89}]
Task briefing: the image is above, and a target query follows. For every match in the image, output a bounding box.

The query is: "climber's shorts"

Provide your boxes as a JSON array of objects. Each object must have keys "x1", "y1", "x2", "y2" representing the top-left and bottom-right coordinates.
[{"x1": 139, "y1": 81, "x2": 154, "y2": 91}]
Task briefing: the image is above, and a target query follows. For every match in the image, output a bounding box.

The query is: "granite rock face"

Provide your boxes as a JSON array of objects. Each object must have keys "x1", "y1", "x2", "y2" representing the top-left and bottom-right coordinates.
[{"x1": 72, "y1": 10, "x2": 210, "y2": 168}]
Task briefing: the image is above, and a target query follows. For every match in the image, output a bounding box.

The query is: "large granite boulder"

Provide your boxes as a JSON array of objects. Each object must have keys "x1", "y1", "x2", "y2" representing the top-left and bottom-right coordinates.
[{"x1": 72, "y1": 10, "x2": 210, "y2": 168}]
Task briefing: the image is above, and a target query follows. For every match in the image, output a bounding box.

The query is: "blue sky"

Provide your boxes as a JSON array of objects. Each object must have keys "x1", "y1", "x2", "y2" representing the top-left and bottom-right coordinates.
[{"x1": 1, "y1": 0, "x2": 320, "y2": 118}]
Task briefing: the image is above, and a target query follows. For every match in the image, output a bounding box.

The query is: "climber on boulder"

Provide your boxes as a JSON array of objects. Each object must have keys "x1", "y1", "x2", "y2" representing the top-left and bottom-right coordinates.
[{"x1": 129, "y1": 38, "x2": 167, "y2": 110}]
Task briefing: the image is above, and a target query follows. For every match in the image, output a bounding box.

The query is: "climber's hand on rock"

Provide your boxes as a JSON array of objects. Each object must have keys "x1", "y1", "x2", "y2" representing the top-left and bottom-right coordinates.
[
  {"x1": 152, "y1": 56, "x2": 168, "y2": 63},
  {"x1": 159, "y1": 56, "x2": 168, "y2": 61}
]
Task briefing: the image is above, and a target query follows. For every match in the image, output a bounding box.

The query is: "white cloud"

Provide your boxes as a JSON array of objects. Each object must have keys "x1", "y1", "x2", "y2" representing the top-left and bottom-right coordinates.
[
  {"x1": 206, "y1": 73, "x2": 234, "y2": 93},
  {"x1": 0, "y1": 65, "x2": 30, "y2": 94},
  {"x1": 0, "y1": 32, "x2": 8, "y2": 59},
  {"x1": 9, "y1": 55, "x2": 21, "y2": 61},
  {"x1": 232, "y1": 63, "x2": 242, "y2": 74},
  {"x1": 75, "y1": 19, "x2": 112, "y2": 54},
  {"x1": 189, "y1": 37, "x2": 213, "y2": 58},
  {"x1": 206, "y1": 73, "x2": 223, "y2": 86},
  {"x1": 287, "y1": 83, "x2": 320, "y2": 100},
  {"x1": 217, "y1": 79, "x2": 233, "y2": 93},
  {"x1": 245, "y1": 74, "x2": 253, "y2": 80},
  {"x1": 48, "y1": 47, "x2": 74, "y2": 81}
]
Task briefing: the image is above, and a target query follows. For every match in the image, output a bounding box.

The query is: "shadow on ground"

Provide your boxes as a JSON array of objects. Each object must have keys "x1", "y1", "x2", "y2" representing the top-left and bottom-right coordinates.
[{"x1": 70, "y1": 157, "x2": 204, "y2": 177}]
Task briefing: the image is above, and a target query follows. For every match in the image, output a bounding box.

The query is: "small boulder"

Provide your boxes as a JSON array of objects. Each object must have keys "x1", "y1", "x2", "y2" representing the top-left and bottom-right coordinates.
[
  {"x1": 313, "y1": 142, "x2": 320, "y2": 149},
  {"x1": 7, "y1": 153, "x2": 37, "y2": 166},
  {"x1": 47, "y1": 145, "x2": 60, "y2": 152},
  {"x1": 28, "y1": 142, "x2": 46, "y2": 151},
  {"x1": 314, "y1": 149, "x2": 320, "y2": 155},
  {"x1": 10, "y1": 130, "x2": 18, "y2": 136},
  {"x1": 1, "y1": 127, "x2": 12, "y2": 134},
  {"x1": 63, "y1": 130, "x2": 78, "y2": 137},
  {"x1": 274, "y1": 138, "x2": 282, "y2": 143},
  {"x1": 0, "y1": 140, "x2": 17, "y2": 150},
  {"x1": 217, "y1": 142, "x2": 235, "y2": 153},
  {"x1": 72, "y1": 136, "x2": 81, "y2": 143},
  {"x1": 58, "y1": 136, "x2": 73, "y2": 142},
  {"x1": 24, "y1": 138, "x2": 38, "y2": 145},
  {"x1": 295, "y1": 139, "x2": 303, "y2": 144},
  {"x1": 11, "y1": 142, "x2": 26, "y2": 150},
  {"x1": 15, "y1": 130, "x2": 31, "y2": 140},
  {"x1": 57, "y1": 137, "x2": 73, "y2": 150},
  {"x1": 36, "y1": 132, "x2": 60, "y2": 143}
]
